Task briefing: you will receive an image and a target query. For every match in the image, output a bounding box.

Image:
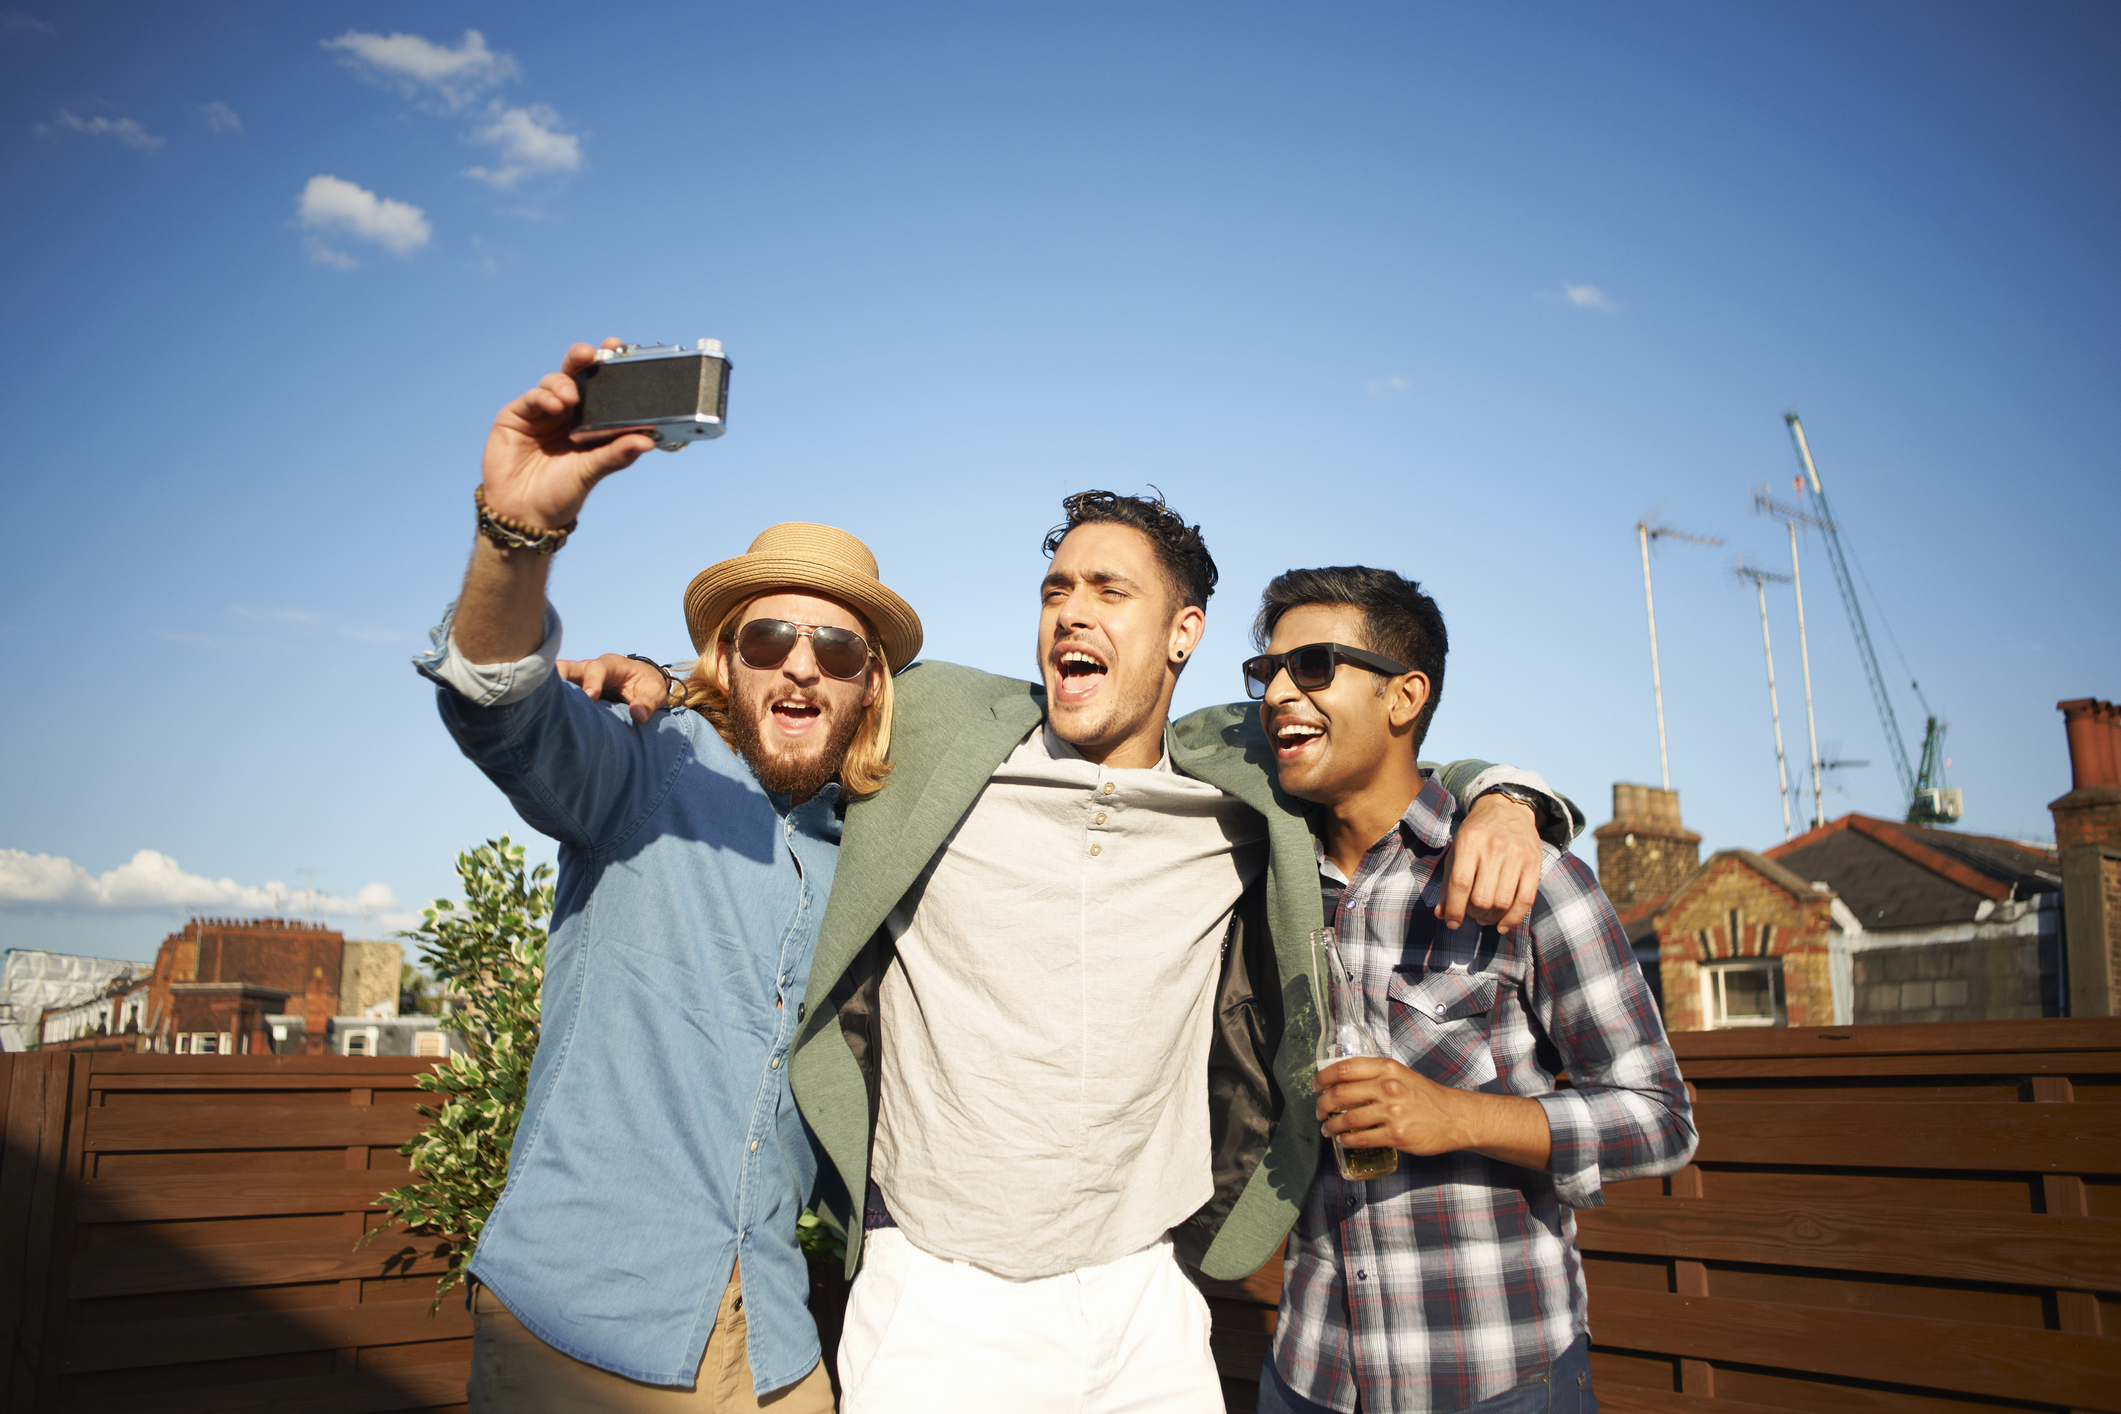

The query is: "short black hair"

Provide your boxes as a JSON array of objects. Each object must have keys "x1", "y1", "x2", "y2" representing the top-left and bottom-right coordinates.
[
  {"x1": 1042, "y1": 489, "x2": 1218, "y2": 611},
  {"x1": 1252, "y1": 566, "x2": 1448, "y2": 750}
]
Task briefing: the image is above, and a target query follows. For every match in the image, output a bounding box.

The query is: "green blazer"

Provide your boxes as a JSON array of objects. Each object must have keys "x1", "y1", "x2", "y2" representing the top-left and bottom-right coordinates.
[{"x1": 790, "y1": 661, "x2": 1555, "y2": 1281}]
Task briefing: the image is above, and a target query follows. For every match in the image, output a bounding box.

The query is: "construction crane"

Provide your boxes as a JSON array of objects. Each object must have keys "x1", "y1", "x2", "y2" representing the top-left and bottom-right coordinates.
[{"x1": 1781, "y1": 414, "x2": 1960, "y2": 825}]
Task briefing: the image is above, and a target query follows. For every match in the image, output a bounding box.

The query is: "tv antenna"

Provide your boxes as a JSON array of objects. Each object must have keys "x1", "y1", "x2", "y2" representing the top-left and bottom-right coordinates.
[
  {"x1": 1635, "y1": 514, "x2": 1724, "y2": 790},
  {"x1": 1734, "y1": 560, "x2": 1797, "y2": 840}
]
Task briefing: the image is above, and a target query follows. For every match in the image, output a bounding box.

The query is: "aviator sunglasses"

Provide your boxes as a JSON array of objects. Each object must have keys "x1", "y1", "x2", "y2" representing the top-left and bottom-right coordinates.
[
  {"x1": 1241, "y1": 642, "x2": 1409, "y2": 700},
  {"x1": 731, "y1": 618, "x2": 875, "y2": 680}
]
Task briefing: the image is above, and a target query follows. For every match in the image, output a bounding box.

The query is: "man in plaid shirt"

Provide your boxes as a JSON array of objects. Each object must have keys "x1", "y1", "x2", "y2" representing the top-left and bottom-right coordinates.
[{"x1": 1240, "y1": 567, "x2": 1697, "y2": 1414}]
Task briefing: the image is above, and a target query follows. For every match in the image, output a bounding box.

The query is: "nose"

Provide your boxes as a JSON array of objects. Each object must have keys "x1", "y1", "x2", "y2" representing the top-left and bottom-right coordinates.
[
  {"x1": 1264, "y1": 665, "x2": 1304, "y2": 709},
  {"x1": 780, "y1": 634, "x2": 822, "y2": 683}
]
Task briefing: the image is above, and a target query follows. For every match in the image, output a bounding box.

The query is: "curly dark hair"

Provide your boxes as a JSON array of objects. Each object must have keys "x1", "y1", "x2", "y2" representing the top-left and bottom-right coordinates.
[
  {"x1": 1040, "y1": 489, "x2": 1219, "y2": 611},
  {"x1": 1253, "y1": 566, "x2": 1448, "y2": 751}
]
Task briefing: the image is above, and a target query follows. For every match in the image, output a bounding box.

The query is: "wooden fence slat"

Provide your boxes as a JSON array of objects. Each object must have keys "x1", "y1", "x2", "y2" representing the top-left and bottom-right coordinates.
[
  {"x1": 35, "y1": 1055, "x2": 94, "y2": 1412},
  {"x1": 1597, "y1": 1391, "x2": 1836, "y2": 1414},
  {"x1": 16, "y1": 1055, "x2": 74, "y2": 1406},
  {"x1": 76, "y1": 1172, "x2": 404, "y2": 1222},
  {"x1": 0, "y1": 1054, "x2": 63, "y2": 1406},
  {"x1": 82, "y1": 1104, "x2": 426, "y2": 1153},
  {"x1": 70, "y1": 1232, "x2": 455, "y2": 1300},
  {"x1": 1679, "y1": 1051, "x2": 2121, "y2": 1080},
  {"x1": 1576, "y1": 1199, "x2": 2121, "y2": 1290},
  {"x1": 86, "y1": 1073, "x2": 436, "y2": 1092},
  {"x1": 66, "y1": 1298, "x2": 470, "y2": 1373},
  {"x1": 1669, "y1": 1018, "x2": 2121, "y2": 1060},
  {"x1": 87, "y1": 1054, "x2": 438, "y2": 1076},
  {"x1": 69, "y1": 1361, "x2": 468, "y2": 1414},
  {"x1": 1689, "y1": 1099, "x2": 2121, "y2": 1173},
  {"x1": 1586, "y1": 1288, "x2": 2121, "y2": 1412}
]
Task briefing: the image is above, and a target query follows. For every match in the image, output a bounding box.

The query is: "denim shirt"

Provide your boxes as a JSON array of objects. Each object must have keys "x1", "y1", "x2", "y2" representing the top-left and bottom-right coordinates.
[{"x1": 416, "y1": 616, "x2": 837, "y2": 1392}]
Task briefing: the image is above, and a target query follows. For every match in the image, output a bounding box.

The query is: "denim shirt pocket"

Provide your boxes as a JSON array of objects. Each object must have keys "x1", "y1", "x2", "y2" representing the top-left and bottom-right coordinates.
[{"x1": 1387, "y1": 968, "x2": 1501, "y2": 1089}]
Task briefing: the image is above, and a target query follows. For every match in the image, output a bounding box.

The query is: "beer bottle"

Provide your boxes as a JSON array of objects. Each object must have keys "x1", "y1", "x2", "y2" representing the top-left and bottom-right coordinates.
[{"x1": 1310, "y1": 927, "x2": 1400, "y2": 1181}]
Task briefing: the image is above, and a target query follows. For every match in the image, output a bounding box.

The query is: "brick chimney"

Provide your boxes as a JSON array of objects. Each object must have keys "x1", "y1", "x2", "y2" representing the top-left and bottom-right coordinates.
[
  {"x1": 2052, "y1": 698, "x2": 2121, "y2": 1017},
  {"x1": 1593, "y1": 783, "x2": 1702, "y2": 906}
]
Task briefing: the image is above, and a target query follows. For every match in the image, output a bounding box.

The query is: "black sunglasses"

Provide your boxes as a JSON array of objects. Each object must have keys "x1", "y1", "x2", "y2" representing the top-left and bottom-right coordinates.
[
  {"x1": 1241, "y1": 642, "x2": 1409, "y2": 700},
  {"x1": 732, "y1": 618, "x2": 874, "y2": 681}
]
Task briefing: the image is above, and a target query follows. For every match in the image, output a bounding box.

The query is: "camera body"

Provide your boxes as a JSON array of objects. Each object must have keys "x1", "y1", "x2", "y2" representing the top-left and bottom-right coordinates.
[{"x1": 574, "y1": 340, "x2": 732, "y2": 451}]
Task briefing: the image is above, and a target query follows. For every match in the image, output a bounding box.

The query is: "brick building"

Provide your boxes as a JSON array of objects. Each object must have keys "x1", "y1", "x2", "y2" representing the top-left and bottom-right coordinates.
[
  {"x1": 1593, "y1": 783, "x2": 1702, "y2": 909},
  {"x1": 37, "y1": 971, "x2": 157, "y2": 1052},
  {"x1": 140, "y1": 919, "x2": 401, "y2": 1055},
  {"x1": 1764, "y1": 815, "x2": 2063, "y2": 1024},
  {"x1": 1649, "y1": 849, "x2": 1839, "y2": 1033},
  {"x1": 1594, "y1": 784, "x2": 2064, "y2": 1030}
]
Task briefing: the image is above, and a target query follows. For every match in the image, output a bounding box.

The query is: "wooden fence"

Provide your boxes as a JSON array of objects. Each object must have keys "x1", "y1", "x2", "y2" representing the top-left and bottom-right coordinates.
[
  {"x1": 1201, "y1": 1017, "x2": 2121, "y2": 1414},
  {"x1": 12, "y1": 1023, "x2": 2121, "y2": 1413},
  {"x1": 1, "y1": 1051, "x2": 465, "y2": 1414}
]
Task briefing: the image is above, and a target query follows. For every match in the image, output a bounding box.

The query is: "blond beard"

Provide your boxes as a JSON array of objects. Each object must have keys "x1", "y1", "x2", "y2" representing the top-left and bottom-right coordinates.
[{"x1": 725, "y1": 695, "x2": 864, "y2": 801}]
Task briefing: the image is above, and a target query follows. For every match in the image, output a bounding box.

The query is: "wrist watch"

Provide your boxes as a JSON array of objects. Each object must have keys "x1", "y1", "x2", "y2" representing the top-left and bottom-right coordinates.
[{"x1": 1476, "y1": 782, "x2": 1552, "y2": 834}]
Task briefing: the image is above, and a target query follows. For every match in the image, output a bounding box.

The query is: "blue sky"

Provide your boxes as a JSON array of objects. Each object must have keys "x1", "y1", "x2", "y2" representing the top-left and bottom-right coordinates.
[{"x1": 3, "y1": 2, "x2": 2115, "y2": 963}]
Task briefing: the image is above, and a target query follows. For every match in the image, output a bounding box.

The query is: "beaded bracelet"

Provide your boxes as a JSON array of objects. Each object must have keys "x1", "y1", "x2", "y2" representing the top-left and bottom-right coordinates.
[{"x1": 475, "y1": 485, "x2": 578, "y2": 556}]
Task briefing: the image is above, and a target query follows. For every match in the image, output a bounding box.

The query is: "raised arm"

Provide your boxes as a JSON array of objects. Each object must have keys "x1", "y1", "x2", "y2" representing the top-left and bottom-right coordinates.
[{"x1": 454, "y1": 340, "x2": 657, "y2": 663}]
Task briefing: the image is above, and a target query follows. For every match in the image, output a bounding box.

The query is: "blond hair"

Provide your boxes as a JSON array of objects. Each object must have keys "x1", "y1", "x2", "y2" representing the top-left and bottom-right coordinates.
[{"x1": 682, "y1": 598, "x2": 896, "y2": 799}]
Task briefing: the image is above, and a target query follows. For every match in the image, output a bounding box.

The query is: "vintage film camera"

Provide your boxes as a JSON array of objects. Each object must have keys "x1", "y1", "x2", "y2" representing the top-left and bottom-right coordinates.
[{"x1": 574, "y1": 340, "x2": 732, "y2": 451}]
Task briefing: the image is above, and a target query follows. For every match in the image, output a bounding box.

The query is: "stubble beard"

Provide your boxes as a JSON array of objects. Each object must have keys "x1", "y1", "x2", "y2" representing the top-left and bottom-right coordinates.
[
  {"x1": 727, "y1": 696, "x2": 864, "y2": 801},
  {"x1": 1046, "y1": 666, "x2": 1163, "y2": 755}
]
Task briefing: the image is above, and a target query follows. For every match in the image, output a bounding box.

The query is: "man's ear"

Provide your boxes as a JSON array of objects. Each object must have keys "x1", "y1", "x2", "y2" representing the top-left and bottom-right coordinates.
[
  {"x1": 713, "y1": 642, "x2": 733, "y2": 695},
  {"x1": 1168, "y1": 603, "x2": 1206, "y2": 664},
  {"x1": 1389, "y1": 671, "x2": 1431, "y2": 732},
  {"x1": 860, "y1": 662, "x2": 882, "y2": 709}
]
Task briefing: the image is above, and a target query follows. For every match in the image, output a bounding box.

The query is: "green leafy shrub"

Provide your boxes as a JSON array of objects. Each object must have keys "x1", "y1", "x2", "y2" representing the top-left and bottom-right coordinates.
[{"x1": 369, "y1": 835, "x2": 551, "y2": 1302}]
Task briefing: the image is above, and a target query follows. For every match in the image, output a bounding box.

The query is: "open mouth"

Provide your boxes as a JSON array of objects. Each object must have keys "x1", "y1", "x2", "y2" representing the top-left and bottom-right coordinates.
[
  {"x1": 1271, "y1": 717, "x2": 1325, "y2": 763},
  {"x1": 1051, "y1": 645, "x2": 1108, "y2": 705},
  {"x1": 769, "y1": 699, "x2": 823, "y2": 736}
]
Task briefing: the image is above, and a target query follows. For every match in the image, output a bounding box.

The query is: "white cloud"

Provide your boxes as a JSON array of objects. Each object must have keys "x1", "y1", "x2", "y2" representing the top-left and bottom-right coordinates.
[
  {"x1": 1366, "y1": 373, "x2": 1411, "y2": 401},
  {"x1": 323, "y1": 28, "x2": 516, "y2": 109},
  {"x1": 35, "y1": 110, "x2": 163, "y2": 152},
  {"x1": 1563, "y1": 283, "x2": 1617, "y2": 312},
  {"x1": 201, "y1": 101, "x2": 242, "y2": 135},
  {"x1": 465, "y1": 102, "x2": 581, "y2": 188},
  {"x1": 305, "y1": 240, "x2": 358, "y2": 269},
  {"x1": 3, "y1": 13, "x2": 56, "y2": 38},
  {"x1": 0, "y1": 848, "x2": 407, "y2": 928},
  {"x1": 230, "y1": 605, "x2": 319, "y2": 624},
  {"x1": 297, "y1": 174, "x2": 431, "y2": 256}
]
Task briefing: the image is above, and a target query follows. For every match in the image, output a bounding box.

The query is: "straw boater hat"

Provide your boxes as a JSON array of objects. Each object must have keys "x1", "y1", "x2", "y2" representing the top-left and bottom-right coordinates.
[{"x1": 683, "y1": 522, "x2": 923, "y2": 671}]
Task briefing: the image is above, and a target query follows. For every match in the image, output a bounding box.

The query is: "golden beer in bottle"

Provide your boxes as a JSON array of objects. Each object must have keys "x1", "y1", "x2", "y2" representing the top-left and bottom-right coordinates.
[{"x1": 1310, "y1": 927, "x2": 1400, "y2": 1181}]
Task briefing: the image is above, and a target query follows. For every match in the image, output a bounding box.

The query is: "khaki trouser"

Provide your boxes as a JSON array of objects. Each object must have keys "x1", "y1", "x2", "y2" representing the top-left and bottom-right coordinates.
[{"x1": 469, "y1": 1263, "x2": 836, "y2": 1413}]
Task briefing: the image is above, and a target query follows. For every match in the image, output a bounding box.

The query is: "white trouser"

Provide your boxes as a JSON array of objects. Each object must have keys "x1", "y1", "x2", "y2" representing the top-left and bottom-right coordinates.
[{"x1": 838, "y1": 1227, "x2": 1223, "y2": 1414}]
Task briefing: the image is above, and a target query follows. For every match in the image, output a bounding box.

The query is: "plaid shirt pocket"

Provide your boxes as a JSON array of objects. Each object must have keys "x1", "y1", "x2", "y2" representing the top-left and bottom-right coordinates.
[{"x1": 1386, "y1": 968, "x2": 1500, "y2": 1088}]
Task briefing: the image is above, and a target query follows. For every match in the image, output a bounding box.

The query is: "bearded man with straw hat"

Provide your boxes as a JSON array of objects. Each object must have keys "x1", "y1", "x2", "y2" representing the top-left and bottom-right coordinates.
[{"x1": 416, "y1": 338, "x2": 919, "y2": 1411}]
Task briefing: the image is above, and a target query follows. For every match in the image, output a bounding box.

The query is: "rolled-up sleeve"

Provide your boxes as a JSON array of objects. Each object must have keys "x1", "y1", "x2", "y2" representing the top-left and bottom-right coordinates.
[
  {"x1": 1429, "y1": 760, "x2": 1585, "y2": 848},
  {"x1": 414, "y1": 599, "x2": 562, "y2": 707},
  {"x1": 1525, "y1": 852, "x2": 1696, "y2": 1208}
]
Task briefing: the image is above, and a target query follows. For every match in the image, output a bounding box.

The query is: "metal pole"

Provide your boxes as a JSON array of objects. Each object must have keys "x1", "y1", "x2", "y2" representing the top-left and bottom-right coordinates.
[
  {"x1": 1751, "y1": 576, "x2": 1794, "y2": 840},
  {"x1": 1639, "y1": 521, "x2": 1670, "y2": 790},
  {"x1": 1786, "y1": 520, "x2": 1824, "y2": 828}
]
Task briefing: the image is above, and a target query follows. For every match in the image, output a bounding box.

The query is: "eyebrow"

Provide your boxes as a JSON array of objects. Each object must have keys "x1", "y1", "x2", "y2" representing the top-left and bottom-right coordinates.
[{"x1": 1042, "y1": 568, "x2": 1145, "y2": 593}]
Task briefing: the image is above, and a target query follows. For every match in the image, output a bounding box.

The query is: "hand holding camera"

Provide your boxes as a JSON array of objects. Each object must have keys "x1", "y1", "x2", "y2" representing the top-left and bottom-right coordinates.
[{"x1": 479, "y1": 339, "x2": 660, "y2": 535}]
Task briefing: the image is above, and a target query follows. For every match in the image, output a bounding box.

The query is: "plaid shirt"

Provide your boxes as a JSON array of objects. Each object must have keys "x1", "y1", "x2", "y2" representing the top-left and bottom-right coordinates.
[{"x1": 1273, "y1": 775, "x2": 1695, "y2": 1412}]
